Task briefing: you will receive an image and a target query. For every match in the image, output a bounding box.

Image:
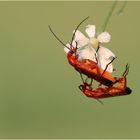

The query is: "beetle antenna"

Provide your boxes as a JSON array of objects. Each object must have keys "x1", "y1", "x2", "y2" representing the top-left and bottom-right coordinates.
[
  {"x1": 48, "y1": 25, "x2": 70, "y2": 50},
  {"x1": 70, "y1": 16, "x2": 89, "y2": 46}
]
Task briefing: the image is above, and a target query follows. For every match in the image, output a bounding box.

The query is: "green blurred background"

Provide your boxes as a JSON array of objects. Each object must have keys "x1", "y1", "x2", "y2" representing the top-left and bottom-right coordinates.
[{"x1": 0, "y1": 1, "x2": 139, "y2": 139}]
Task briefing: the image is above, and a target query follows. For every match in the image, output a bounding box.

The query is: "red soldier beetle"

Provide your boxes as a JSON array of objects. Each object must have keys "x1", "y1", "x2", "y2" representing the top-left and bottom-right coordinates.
[
  {"x1": 48, "y1": 17, "x2": 130, "y2": 87},
  {"x1": 79, "y1": 64, "x2": 132, "y2": 100},
  {"x1": 67, "y1": 47, "x2": 117, "y2": 86}
]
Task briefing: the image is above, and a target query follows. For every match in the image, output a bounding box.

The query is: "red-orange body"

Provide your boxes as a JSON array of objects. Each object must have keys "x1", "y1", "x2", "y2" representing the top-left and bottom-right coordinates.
[
  {"x1": 79, "y1": 77, "x2": 132, "y2": 99},
  {"x1": 49, "y1": 17, "x2": 132, "y2": 101},
  {"x1": 67, "y1": 48, "x2": 117, "y2": 86}
]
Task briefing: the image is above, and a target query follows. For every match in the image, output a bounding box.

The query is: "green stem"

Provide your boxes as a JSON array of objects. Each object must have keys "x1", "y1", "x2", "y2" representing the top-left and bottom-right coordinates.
[
  {"x1": 101, "y1": 1, "x2": 118, "y2": 32},
  {"x1": 117, "y1": 1, "x2": 128, "y2": 15}
]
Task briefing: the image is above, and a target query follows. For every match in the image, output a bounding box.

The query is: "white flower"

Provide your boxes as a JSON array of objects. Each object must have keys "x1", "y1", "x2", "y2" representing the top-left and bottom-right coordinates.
[
  {"x1": 74, "y1": 24, "x2": 111, "y2": 48},
  {"x1": 64, "y1": 24, "x2": 115, "y2": 73}
]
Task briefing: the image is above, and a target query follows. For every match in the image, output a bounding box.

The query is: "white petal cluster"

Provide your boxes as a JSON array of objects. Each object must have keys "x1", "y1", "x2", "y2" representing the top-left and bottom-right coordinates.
[{"x1": 64, "y1": 24, "x2": 115, "y2": 73}]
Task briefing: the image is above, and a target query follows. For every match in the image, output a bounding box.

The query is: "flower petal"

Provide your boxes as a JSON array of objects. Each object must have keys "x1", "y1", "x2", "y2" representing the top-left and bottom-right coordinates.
[
  {"x1": 73, "y1": 30, "x2": 88, "y2": 47},
  {"x1": 97, "y1": 46, "x2": 115, "y2": 73},
  {"x1": 97, "y1": 32, "x2": 111, "y2": 43},
  {"x1": 77, "y1": 46, "x2": 97, "y2": 62},
  {"x1": 85, "y1": 25, "x2": 96, "y2": 38}
]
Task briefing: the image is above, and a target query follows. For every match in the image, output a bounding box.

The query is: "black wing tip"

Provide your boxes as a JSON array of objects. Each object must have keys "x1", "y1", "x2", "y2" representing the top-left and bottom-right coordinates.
[{"x1": 126, "y1": 87, "x2": 132, "y2": 95}]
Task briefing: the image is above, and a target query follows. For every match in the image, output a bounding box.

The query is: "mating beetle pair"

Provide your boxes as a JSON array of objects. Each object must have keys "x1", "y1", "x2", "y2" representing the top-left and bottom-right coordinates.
[{"x1": 49, "y1": 17, "x2": 132, "y2": 102}]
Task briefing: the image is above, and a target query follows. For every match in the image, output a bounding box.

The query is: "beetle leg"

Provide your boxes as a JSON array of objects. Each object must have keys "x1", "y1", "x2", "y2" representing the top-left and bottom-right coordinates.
[
  {"x1": 85, "y1": 77, "x2": 94, "y2": 86},
  {"x1": 85, "y1": 76, "x2": 89, "y2": 83},
  {"x1": 113, "y1": 76, "x2": 126, "y2": 90},
  {"x1": 96, "y1": 46, "x2": 100, "y2": 53},
  {"x1": 94, "y1": 53, "x2": 98, "y2": 64},
  {"x1": 114, "y1": 64, "x2": 129, "y2": 89},
  {"x1": 75, "y1": 41, "x2": 78, "y2": 50},
  {"x1": 96, "y1": 98, "x2": 104, "y2": 105},
  {"x1": 79, "y1": 72, "x2": 84, "y2": 84},
  {"x1": 122, "y1": 63, "x2": 129, "y2": 77},
  {"x1": 74, "y1": 41, "x2": 78, "y2": 57},
  {"x1": 84, "y1": 86, "x2": 104, "y2": 104},
  {"x1": 118, "y1": 77, "x2": 126, "y2": 89},
  {"x1": 90, "y1": 78, "x2": 93, "y2": 86},
  {"x1": 100, "y1": 56, "x2": 116, "y2": 77}
]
